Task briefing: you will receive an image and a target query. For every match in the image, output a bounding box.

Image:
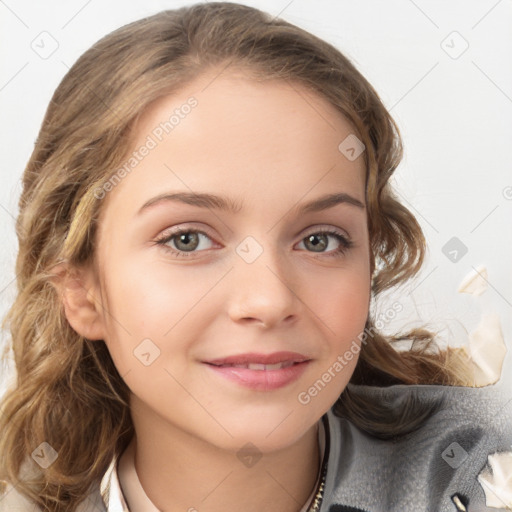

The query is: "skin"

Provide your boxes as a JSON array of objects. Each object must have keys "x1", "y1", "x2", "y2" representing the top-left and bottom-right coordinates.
[{"x1": 61, "y1": 67, "x2": 371, "y2": 511}]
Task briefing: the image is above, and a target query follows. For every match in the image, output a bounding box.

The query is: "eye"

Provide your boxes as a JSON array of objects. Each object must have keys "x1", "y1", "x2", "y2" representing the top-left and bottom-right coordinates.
[
  {"x1": 155, "y1": 228, "x2": 216, "y2": 257},
  {"x1": 297, "y1": 229, "x2": 353, "y2": 258},
  {"x1": 154, "y1": 227, "x2": 354, "y2": 259}
]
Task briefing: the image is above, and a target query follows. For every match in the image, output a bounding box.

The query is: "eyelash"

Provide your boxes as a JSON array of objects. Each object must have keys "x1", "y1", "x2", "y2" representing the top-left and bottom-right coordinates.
[{"x1": 154, "y1": 227, "x2": 354, "y2": 259}]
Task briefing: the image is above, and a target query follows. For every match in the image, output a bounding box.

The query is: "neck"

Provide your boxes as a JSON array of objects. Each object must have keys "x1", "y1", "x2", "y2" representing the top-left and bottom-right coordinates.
[{"x1": 128, "y1": 404, "x2": 321, "y2": 512}]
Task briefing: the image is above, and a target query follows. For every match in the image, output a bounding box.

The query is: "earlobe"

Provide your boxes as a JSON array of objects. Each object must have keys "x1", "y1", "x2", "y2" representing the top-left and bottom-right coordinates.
[{"x1": 49, "y1": 262, "x2": 106, "y2": 341}]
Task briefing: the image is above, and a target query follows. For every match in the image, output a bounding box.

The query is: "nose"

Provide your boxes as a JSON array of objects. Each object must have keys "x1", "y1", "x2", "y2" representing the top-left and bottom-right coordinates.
[{"x1": 227, "y1": 241, "x2": 299, "y2": 328}]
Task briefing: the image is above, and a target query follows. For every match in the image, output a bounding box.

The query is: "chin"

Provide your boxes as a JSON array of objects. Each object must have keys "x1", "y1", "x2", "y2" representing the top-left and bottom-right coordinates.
[{"x1": 203, "y1": 408, "x2": 320, "y2": 454}]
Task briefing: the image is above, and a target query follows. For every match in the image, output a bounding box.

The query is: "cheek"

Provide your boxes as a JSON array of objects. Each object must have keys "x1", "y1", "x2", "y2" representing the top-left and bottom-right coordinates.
[
  {"x1": 102, "y1": 253, "x2": 200, "y2": 329},
  {"x1": 295, "y1": 273, "x2": 369, "y2": 423},
  {"x1": 322, "y1": 290, "x2": 368, "y2": 378},
  {"x1": 98, "y1": 256, "x2": 213, "y2": 369},
  {"x1": 311, "y1": 262, "x2": 370, "y2": 339}
]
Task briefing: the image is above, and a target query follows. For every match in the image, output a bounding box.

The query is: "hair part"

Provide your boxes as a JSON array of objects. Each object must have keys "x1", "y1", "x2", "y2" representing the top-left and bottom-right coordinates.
[{"x1": 0, "y1": 2, "x2": 474, "y2": 510}]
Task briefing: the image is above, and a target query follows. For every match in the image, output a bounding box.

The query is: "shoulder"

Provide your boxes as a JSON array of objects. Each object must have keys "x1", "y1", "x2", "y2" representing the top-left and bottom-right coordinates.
[
  {"x1": 0, "y1": 457, "x2": 44, "y2": 512},
  {"x1": 347, "y1": 380, "x2": 512, "y2": 434},
  {"x1": 323, "y1": 383, "x2": 512, "y2": 511},
  {"x1": 0, "y1": 480, "x2": 40, "y2": 511},
  {"x1": 0, "y1": 468, "x2": 107, "y2": 512}
]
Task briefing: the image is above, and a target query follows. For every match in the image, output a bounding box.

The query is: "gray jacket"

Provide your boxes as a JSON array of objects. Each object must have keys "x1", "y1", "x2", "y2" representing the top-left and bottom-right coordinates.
[{"x1": 320, "y1": 382, "x2": 512, "y2": 511}]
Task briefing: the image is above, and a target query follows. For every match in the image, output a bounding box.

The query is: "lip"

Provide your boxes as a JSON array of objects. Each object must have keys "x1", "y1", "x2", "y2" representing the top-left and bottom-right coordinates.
[
  {"x1": 203, "y1": 352, "x2": 311, "y2": 391},
  {"x1": 205, "y1": 351, "x2": 310, "y2": 366}
]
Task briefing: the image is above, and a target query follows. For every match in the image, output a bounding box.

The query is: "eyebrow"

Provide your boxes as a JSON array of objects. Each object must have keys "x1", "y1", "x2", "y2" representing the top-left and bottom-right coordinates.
[{"x1": 137, "y1": 191, "x2": 365, "y2": 216}]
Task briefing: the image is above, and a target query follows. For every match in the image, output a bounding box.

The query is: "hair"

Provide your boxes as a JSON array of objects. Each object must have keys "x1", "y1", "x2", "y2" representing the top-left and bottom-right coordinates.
[{"x1": 0, "y1": 2, "x2": 476, "y2": 510}]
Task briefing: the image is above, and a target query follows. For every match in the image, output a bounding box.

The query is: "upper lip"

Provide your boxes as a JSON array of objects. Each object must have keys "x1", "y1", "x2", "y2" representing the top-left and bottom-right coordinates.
[{"x1": 204, "y1": 351, "x2": 311, "y2": 366}]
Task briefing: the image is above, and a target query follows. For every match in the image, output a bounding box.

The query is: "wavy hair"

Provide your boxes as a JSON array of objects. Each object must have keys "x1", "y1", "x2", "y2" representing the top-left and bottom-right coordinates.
[{"x1": 0, "y1": 2, "x2": 474, "y2": 510}]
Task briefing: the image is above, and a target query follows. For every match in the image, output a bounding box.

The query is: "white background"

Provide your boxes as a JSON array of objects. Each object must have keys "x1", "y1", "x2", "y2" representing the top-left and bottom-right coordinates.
[{"x1": 1, "y1": 0, "x2": 511, "y2": 397}]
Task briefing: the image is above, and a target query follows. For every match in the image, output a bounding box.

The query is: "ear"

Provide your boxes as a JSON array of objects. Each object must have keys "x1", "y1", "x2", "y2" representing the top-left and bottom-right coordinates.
[{"x1": 49, "y1": 261, "x2": 106, "y2": 341}]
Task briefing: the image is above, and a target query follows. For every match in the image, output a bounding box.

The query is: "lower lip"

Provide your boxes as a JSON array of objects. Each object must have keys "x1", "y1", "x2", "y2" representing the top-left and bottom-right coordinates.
[{"x1": 205, "y1": 361, "x2": 310, "y2": 391}]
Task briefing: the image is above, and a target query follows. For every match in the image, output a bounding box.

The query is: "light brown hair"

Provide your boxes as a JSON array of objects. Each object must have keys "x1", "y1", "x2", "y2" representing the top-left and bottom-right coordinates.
[{"x1": 0, "y1": 2, "x2": 474, "y2": 510}]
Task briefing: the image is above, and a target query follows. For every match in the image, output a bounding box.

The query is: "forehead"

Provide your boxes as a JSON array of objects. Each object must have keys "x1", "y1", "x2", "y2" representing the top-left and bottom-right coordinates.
[
  {"x1": 100, "y1": 69, "x2": 366, "y2": 220},
  {"x1": 136, "y1": 69, "x2": 361, "y2": 159}
]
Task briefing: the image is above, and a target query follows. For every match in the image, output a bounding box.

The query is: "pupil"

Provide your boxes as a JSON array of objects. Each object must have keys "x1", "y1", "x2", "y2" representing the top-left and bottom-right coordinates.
[
  {"x1": 309, "y1": 234, "x2": 326, "y2": 251},
  {"x1": 177, "y1": 232, "x2": 198, "y2": 251}
]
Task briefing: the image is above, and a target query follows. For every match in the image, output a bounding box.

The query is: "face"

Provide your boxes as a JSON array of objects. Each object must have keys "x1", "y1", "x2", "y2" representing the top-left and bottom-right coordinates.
[{"x1": 89, "y1": 68, "x2": 371, "y2": 453}]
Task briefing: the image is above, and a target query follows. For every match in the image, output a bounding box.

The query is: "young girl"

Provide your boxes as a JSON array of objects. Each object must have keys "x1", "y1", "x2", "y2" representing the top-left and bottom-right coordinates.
[{"x1": 0, "y1": 2, "x2": 510, "y2": 511}]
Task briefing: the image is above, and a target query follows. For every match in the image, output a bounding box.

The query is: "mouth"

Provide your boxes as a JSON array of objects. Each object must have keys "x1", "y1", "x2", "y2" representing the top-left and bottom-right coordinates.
[
  {"x1": 204, "y1": 351, "x2": 311, "y2": 368},
  {"x1": 203, "y1": 352, "x2": 312, "y2": 391},
  {"x1": 209, "y1": 361, "x2": 298, "y2": 370}
]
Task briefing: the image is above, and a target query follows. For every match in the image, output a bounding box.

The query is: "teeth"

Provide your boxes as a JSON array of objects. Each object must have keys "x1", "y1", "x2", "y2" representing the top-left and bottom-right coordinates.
[
  {"x1": 264, "y1": 362, "x2": 287, "y2": 370},
  {"x1": 230, "y1": 362, "x2": 294, "y2": 370},
  {"x1": 248, "y1": 363, "x2": 267, "y2": 370},
  {"x1": 214, "y1": 361, "x2": 300, "y2": 370}
]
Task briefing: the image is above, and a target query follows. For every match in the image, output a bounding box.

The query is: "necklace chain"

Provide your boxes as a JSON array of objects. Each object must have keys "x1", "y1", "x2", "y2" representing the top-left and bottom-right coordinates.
[
  {"x1": 306, "y1": 414, "x2": 329, "y2": 512},
  {"x1": 307, "y1": 473, "x2": 326, "y2": 511}
]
